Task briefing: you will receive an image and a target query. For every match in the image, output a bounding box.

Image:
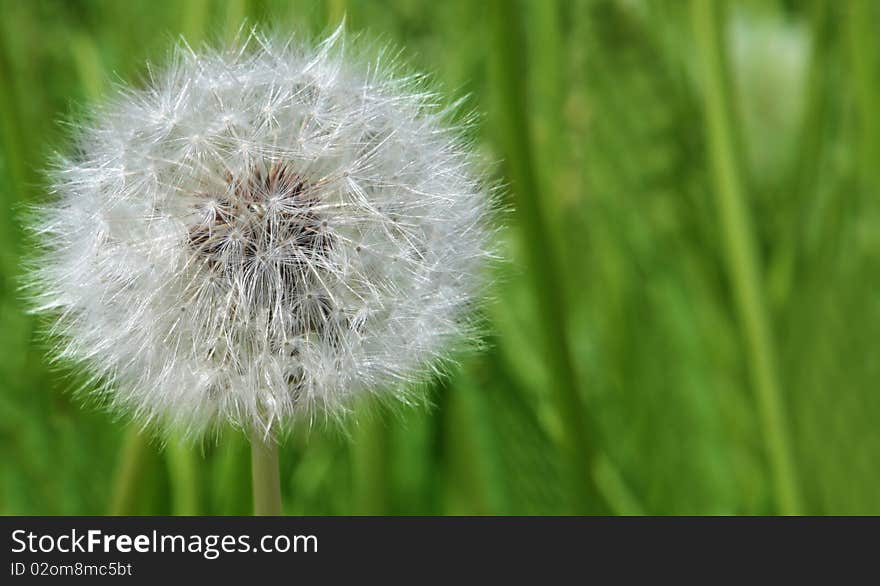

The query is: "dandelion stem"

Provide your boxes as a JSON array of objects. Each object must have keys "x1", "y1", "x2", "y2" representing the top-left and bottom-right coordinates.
[
  {"x1": 109, "y1": 428, "x2": 151, "y2": 515},
  {"x1": 250, "y1": 430, "x2": 282, "y2": 516},
  {"x1": 690, "y1": 0, "x2": 802, "y2": 514}
]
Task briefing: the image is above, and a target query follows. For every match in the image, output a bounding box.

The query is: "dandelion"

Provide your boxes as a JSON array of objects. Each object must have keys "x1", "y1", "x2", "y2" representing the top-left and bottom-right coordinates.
[{"x1": 27, "y1": 27, "x2": 495, "y2": 514}]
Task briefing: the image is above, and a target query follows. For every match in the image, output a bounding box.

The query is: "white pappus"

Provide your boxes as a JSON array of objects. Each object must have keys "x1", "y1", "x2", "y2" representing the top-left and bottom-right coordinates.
[{"x1": 26, "y1": 27, "x2": 496, "y2": 438}]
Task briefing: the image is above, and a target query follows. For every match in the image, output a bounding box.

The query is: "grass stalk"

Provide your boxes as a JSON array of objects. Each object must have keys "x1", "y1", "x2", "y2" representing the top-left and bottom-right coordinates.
[
  {"x1": 327, "y1": 0, "x2": 347, "y2": 26},
  {"x1": 690, "y1": 0, "x2": 802, "y2": 515},
  {"x1": 250, "y1": 429, "x2": 282, "y2": 516},
  {"x1": 166, "y1": 438, "x2": 200, "y2": 515},
  {"x1": 488, "y1": 0, "x2": 606, "y2": 514},
  {"x1": 213, "y1": 432, "x2": 250, "y2": 514},
  {"x1": 109, "y1": 428, "x2": 151, "y2": 515},
  {"x1": 71, "y1": 34, "x2": 104, "y2": 103},
  {"x1": 846, "y1": 0, "x2": 880, "y2": 195},
  {"x1": 769, "y1": 0, "x2": 831, "y2": 307},
  {"x1": 225, "y1": 0, "x2": 247, "y2": 41},
  {"x1": 528, "y1": 0, "x2": 565, "y2": 222},
  {"x1": 352, "y1": 412, "x2": 390, "y2": 515},
  {"x1": 182, "y1": 0, "x2": 210, "y2": 45}
]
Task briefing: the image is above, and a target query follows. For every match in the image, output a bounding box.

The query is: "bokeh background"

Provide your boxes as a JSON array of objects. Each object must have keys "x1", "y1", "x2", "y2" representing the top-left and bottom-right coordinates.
[{"x1": 1, "y1": 0, "x2": 878, "y2": 515}]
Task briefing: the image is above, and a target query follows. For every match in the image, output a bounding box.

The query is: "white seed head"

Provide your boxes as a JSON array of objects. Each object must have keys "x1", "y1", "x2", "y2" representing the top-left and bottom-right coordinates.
[{"x1": 27, "y1": 28, "x2": 495, "y2": 437}]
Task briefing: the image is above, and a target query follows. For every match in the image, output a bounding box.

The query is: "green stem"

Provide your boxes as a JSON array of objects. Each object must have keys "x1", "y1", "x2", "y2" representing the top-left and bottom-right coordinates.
[
  {"x1": 250, "y1": 429, "x2": 282, "y2": 516},
  {"x1": 71, "y1": 33, "x2": 104, "y2": 103},
  {"x1": 488, "y1": 0, "x2": 606, "y2": 514},
  {"x1": 224, "y1": 0, "x2": 247, "y2": 41},
  {"x1": 109, "y1": 428, "x2": 151, "y2": 515},
  {"x1": 166, "y1": 437, "x2": 200, "y2": 515},
  {"x1": 327, "y1": 0, "x2": 347, "y2": 26},
  {"x1": 528, "y1": 0, "x2": 564, "y2": 222},
  {"x1": 690, "y1": 0, "x2": 802, "y2": 515},
  {"x1": 769, "y1": 0, "x2": 831, "y2": 308},
  {"x1": 846, "y1": 0, "x2": 880, "y2": 196},
  {"x1": 352, "y1": 413, "x2": 389, "y2": 515},
  {"x1": 182, "y1": 0, "x2": 210, "y2": 44},
  {"x1": 213, "y1": 432, "x2": 250, "y2": 515}
]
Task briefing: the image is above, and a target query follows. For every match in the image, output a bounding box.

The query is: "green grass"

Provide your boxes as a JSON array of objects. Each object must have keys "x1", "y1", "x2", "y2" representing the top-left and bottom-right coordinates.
[{"x1": 1, "y1": 0, "x2": 879, "y2": 515}]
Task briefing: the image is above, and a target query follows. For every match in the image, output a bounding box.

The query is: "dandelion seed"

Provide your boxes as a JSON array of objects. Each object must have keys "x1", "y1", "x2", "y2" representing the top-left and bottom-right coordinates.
[{"x1": 27, "y1": 27, "x2": 495, "y2": 439}]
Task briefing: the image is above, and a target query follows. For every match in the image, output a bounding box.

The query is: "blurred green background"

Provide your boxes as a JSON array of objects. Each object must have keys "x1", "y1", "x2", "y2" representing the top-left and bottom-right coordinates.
[{"x1": 1, "y1": 0, "x2": 879, "y2": 515}]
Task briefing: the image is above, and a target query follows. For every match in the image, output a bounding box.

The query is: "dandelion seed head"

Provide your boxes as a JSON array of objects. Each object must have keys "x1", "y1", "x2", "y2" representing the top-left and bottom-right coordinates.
[{"x1": 27, "y1": 27, "x2": 495, "y2": 437}]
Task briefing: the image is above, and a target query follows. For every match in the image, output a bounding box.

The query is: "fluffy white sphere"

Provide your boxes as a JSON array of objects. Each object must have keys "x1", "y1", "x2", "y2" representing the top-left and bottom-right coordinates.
[{"x1": 29, "y1": 28, "x2": 494, "y2": 436}]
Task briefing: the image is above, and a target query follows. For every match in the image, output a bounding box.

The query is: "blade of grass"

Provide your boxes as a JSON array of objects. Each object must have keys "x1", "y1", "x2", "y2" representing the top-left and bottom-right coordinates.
[
  {"x1": 165, "y1": 438, "x2": 201, "y2": 515},
  {"x1": 488, "y1": 0, "x2": 607, "y2": 514},
  {"x1": 109, "y1": 428, "x2": 152, "y2": 515},
  {"x1": 768, "y1": 0, "x2": 832, "y2": 308},
  {"x1": 0, "y1": 23, "x2": 26, "y2": 268},
  {"x1": 182, "y1": 0, "x2": 210, "y2": 45},
  {"x1": 225, "y1": 0, "x2": 248, "y2": 40},
  {"x1": 326, "y1": 0, "x2": 347, "y2": 26},
  {"x1": 212, "y1": 430, "x2": 250, "y2": 514},
  {"x1": 352, "y1": 410, "x2": 390, "y2": 515},
  {"x1": 71, "y1": 34, "x2": 105, "y2": 103},
  {"x1": 690, "y1": 0, "x2": 802, "y2": 515},
  {"x1": 846, "y1": 1, "x2": 880, "y2": 198},
  {"x1": 527, "y1": 0, "x2": 565, "y2": 222},
  {"x1": 250, "y1": 429, "x2": 282, "y2": 515}
]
